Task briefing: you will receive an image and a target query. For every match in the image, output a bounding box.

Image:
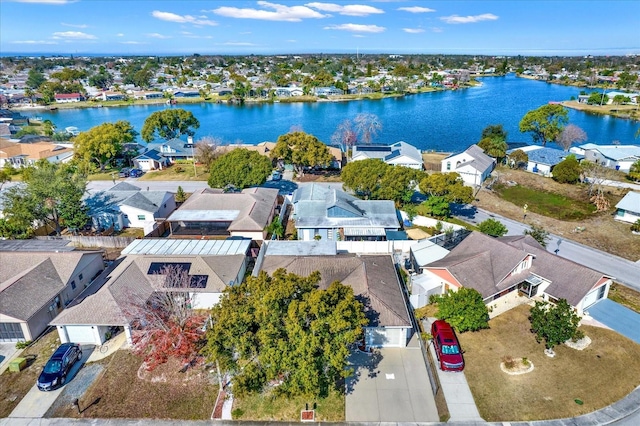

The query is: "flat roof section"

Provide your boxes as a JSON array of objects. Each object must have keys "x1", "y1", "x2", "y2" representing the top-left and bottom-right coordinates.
[{"x1": 121, "y1": 238, "x2": 251, "y2": 256}]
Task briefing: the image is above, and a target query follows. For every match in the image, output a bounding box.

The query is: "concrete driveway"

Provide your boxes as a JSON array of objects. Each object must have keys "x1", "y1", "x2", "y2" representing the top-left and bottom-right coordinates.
[
  {"x1": 345, "y1": 344, "x2": 439, "y2": 422},
  {"x1": 9, "y1": 345, "x2": 94, "y2": 418},
  {"x1": 0, "y1": 343, "x2": 21, "y2": 374},
  {"x1": 586, "y1": 299, "x2": 640, "y2": 344}
]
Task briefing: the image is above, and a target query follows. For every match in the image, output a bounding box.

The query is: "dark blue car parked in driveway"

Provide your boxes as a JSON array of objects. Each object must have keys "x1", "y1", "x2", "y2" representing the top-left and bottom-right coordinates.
[{"x1": 37, "y1": 343, "x2": 82, "y2": 391}]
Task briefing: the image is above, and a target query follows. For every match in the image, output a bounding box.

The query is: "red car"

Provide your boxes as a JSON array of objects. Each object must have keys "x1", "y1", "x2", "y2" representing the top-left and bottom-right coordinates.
[{"x1": 431, "y1": 320, "x2": 465, "y2": 372}]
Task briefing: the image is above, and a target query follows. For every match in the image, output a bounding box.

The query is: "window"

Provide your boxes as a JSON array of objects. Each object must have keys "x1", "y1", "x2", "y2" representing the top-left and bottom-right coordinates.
[
  {"x1": 71, "y1": 280, "x2": 76, "y2": 290},
  {"x1": 137, "y1": 215, "x2": 146, "y2": 220},
  {"x1": 446, "y1": 161, "x2": 451, "y2": 171},
  {"x1": 79, "y1": 273, "x2": 83, "y2": 281}
]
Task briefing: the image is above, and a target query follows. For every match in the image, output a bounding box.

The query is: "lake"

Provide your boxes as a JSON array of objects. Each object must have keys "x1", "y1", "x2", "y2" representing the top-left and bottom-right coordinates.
[{"x1": 24, "y1": 74, "x2": 639, "y2": 153}]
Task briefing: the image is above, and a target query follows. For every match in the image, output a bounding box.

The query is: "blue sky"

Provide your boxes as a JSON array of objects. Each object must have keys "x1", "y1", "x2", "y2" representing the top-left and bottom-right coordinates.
[{"x1": 1, "y1": 0, "x2": 639, "y2": 56}]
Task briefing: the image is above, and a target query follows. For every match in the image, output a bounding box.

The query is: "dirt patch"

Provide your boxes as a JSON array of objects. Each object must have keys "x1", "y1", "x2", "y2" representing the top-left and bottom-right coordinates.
[
  {"x1": 460, "y1": 304, "x2": 640, "y2": 421},
  {"x1": 295, "y1": 170, "x2": 342, "y2": 183},
  {"x1": 608, "y1": 283, "x2": 640, "y2": 313},
  {"x1": 49, "y1": 350, "x2": 218, "y2": 420},
  {"x1": 423, "y1": 152, "x2": 449, "y2": 172},
  {"x1": 477, "y1": 167, "x2": 640, "y2": 260}
]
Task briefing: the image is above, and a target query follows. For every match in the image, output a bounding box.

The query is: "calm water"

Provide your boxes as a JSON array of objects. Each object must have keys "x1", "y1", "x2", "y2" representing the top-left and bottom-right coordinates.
[{"x1": 26, "y1": 74, "x2": 639, "y2": 152}]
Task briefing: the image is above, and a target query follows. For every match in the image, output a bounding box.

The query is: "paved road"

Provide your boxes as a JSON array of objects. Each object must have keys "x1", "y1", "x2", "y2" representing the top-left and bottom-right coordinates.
[{"x1": 453, "y1": 204, "x2": 640, "y2": 291}]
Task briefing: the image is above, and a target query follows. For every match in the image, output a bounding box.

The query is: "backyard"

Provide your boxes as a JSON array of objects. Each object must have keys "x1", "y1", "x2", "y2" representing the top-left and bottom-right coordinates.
[{"x1": 459, "y1": 304, "x2": 640, "y2": 421}]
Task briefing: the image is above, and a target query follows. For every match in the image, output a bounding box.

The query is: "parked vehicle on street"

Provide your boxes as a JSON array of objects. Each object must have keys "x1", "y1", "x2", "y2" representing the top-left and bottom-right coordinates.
[
  {"x1": 118, "y1": 168, "x2": 130, "y2": 178},
  {"x1": 129, "y1": 168, "x2": 143, "y2": 178},
  {"x1": 431, "y1": 320, "x2": 464, "y2": 372},
  {"x1": 37, "y1": 343, "x2": 82, "y2": 391}
]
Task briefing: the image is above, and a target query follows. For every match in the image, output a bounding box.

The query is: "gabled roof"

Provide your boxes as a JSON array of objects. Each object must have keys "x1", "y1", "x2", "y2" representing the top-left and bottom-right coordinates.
[
  {"x1": 445, "y1": 144, "x2": 495, "y2": 173},
  {"x1": 579, "y1": 144, "x2": 640, "y2": 161},
  {"x1": 410, "y1": 239, "x2": 450, "y2": 267},
  {"x1": 51, "y1": 253, "x2": 246, "y2": 326},
  {"x1": 292, "y1": 183, "x2": 399, "y2": 229},
  {"x1": 259, "y1": 254, "x2": 411, "y2": 327},
  {"x1": 0, "y1": 251, "x2": 102, "y2": 321},
  {"x1": 351, "y1": 141, "x2": 422, "y2": 165},
  {"x1": 426, "y1": 232, "x2": 611, "y2": 306},
  {"x1": 167, "y1": 187, "x2": 278, "y2": 232},
  {"x1": 526, "y1": 147, "x2": 583, "y2": 166},
  {"x1": 615, "y1": 191, "x2": 640, "y2": 213},
  {"x1": 85, "y1": 183, "x2": 172, "y2": 216}
]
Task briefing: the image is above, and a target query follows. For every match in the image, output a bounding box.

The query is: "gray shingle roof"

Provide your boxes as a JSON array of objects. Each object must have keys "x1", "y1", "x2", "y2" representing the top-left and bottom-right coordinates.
[
  {"x1": 259, "y1": 254, "x2": 411, "y2": 327},
  {"x1": 85, "y1": 183, "x2": 172, "y2": 216},
  {"x1": 0, "y1": 251, "x2": 102, "y2": 321},
  {"x1": 526, "y1": 147, "x2": 583, "y2": 166},
  {"x1": 51, "y1": 253, "x2": 246, "y2": 326}
]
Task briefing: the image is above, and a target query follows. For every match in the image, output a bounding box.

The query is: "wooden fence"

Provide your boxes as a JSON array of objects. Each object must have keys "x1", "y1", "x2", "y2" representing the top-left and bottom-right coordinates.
[{"x1": 36, "y1": 235, "x2": 136, "y2": 248}]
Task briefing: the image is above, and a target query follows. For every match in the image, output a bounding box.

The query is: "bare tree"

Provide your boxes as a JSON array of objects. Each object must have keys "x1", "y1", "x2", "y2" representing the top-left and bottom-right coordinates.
[
  {"x1": 289, "y1": 124, "x2": 304, "y2": 133},
  {"x1": 330, "y1": 119, "x2": 358, "y2": 151},
  {"x1": 581, "y1": 161, "x2": 615, "y2": 211},
  {"x1": 558, "y1": 124, "x2": 587, "y2": 151},
  {"x1": 195, "y1": 136, "x2": 222, "y2": 169},
  {"x1": 127, "y1": 265, "x2": 208, "y2": 371},
  {"x1": 354, "y1": 113, "x2": 382, "y2": 144}
]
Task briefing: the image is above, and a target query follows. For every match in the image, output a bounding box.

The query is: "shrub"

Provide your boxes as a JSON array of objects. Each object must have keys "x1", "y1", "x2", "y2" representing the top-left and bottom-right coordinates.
[
  {"x1": 552, "y1": 155, "x2": 581, "y2": 184},
  {"x1": 15, "y1": 340, "x2": 32, "y2": 349},
  {"x1": 434, "y1": 287, "x2": 489, "y2": 332},
  {"x1": 631, "y1": 219, "x2": 640, "y2": 233},
  {"x1": 478, "y1": 218, "x2": 508, "y2": 237},
  {"x1": 502, "y1": 355, "x2": 515, "y2": 369}
]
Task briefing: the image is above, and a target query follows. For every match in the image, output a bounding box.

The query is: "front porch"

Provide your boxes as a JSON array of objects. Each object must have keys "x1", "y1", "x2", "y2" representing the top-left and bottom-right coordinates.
[{"x1": 486, "y1": 274, "x2": 547, "y2": 318}]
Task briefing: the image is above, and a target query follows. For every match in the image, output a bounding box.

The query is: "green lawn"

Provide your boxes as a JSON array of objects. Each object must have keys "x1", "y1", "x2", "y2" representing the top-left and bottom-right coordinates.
[
  {"x1": 494, "y1": 184, "x2": 596, "y2": 221},
  {"x1": 232, "y1": 388, "x2": 345, "y2": 421}
]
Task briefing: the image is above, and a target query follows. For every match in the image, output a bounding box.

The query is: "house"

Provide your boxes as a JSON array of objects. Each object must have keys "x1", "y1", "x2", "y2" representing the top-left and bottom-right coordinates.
[
  {"x1": 258, "y1": 245, "x2": 413, "y2": 349},
  {"x1": 351, "y1": 141, "x2": 423, "y2": 169},
  {"x1": 0, "y1": 139, "x2": 74, "y2": 168},
  {"x1": 292, "y1": 183, "x2": 400, "y2": 241},
  {"x1": 167, "y1": 187, "x2": 279, "y2": 241},
  {"x1": 312, "y1": 86, "x2": 343, "y2": 96},
  {"x1": 132, "y1": 91, "x2": 164, "y2": 100},
  {"x1": 423, "y1": 232, "x2": 612, "y2": 317},
  {"x1": 140, "y1": 137, "x2": 196, "y2": 163},
  {"x1": 50, "y1": 239, "x2": 251, "y2": 345},
  {"x1": 84, "y1": 182, "x2": 176, "y2": 234},
  {"x1": 54, "y1": 93, "x2": 84, "y2": 103},
  {"x1": 96, "y1": 91, "x2": 126, "y2": 101},
  {"x1": 571, "y1": 143, "x2": 640, "y2": 172},
  {"x1": 441, "y1": 144, "x2": 496, "y2": 185},
  {"x1": 615, "y1": 191, "x2": 640, "y2": 224},
  {"x1": 0, "y1": 249, "x2": 104, "y2": 342},
  {"x1": 173, "y1": 90, "x2": 200, "y2": 98},
  {"x1": 132, "y1": 149, "x2": 170, "y2": 171},
  {"x1": 509, "y1": 145, "x2": 584, "y2": 177}
]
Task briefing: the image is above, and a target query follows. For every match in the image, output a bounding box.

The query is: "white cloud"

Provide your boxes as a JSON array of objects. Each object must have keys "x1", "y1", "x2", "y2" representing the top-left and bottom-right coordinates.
[
  {"x1": 116, "y1": 33, "x2": 124, "y2": 37},
  {"x1": 324, "y1": 23, "x2": 385, "y2": 33},
  {"x1": 431, "y1": 27, "x2": 443, "y2": 33},
  {"x1": 61, "y1": 22, "x2": 87, "y2": 28},
  {"x1": 287, "y1": 39, "x2": 297, "y2": 43},
  {"x1": 403, "y1": 28, "x2": 425, "y2": 34},
  {"x1": 120, "y1": 41, "x2": 148, "y2": 45},
  {"x1": 223, "y1": 42, "x2": 257, "y2": 46},
  {"x1": 440, "y1": 13, "x2": 498, "y2": 24},
  {"x1": 212, "y1": 1, "x2": 327, "y2": 22},
  {"x1": 397, "y1": 6, "x2": 435, "y2": 13},
  {"x1": 52, "y1": 31, "x2": 96, "y2": 40},
  {"x1": 12, "y1": 39, "x2": 58, "y2": 44},
  {"x1": 151, "y1": 11, "x2": 217, "y2": 26},
  {"x1": 305, "y1": 2, "x2": 384, "y2": 16},
  {"x1": 147, "y1": 33, "x2": 171, "y2": 39},
  {"x1": 181, "y1": 33, "x2": 213, "y2": 39}
]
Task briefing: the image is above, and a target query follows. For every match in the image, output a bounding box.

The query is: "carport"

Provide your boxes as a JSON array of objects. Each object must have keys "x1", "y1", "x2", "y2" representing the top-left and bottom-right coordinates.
[{"x1": 586, "y1": 299, "x2": 640, "y2": 344}]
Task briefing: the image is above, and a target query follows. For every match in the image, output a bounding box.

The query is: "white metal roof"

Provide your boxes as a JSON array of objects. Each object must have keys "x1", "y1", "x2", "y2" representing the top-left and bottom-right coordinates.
[{"x1": 121, "y1": 238, "x2": 251, "y2": 256}]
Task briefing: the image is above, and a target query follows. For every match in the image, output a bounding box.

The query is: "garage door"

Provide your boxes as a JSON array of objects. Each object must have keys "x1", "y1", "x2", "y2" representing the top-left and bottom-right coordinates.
[
  {"x1": 0, "y1": 323, "x2": 25, "y2": 342},
  {"x1": 366, "y1": 327, "x2": 406, "y2": 348},
  {"x1": 65, "y1": 325, "x2": 99, "y2": 344},
  {"x1": 583, "y1": 285, "x2": 607, "y2": 309}
]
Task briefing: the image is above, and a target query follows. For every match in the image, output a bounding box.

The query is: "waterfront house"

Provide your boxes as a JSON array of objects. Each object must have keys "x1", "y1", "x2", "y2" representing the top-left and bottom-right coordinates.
[
  {"x1": 54, "y1": 93, "x2": 84, "y2": 103},
  {"x1": 614, "y1": 191, "x2": 640, "y2": 224},
  {"x1": 51, "y1": 238, "x2": 251, "y2": 345},
  {"x1": 0, "y1": 249, "x2": 104, "y2": 342},
  {"x1": 351, "y1": 141, "x2": 423, "y2": 170},
  {"x1": 167, "y1": 187, "x2": 279, "y2": 241},
  {"x1": 132, "y1": 149, "x2": 170, "y2": 171},
  {"x1": 84, "y1": 182, "x2": 176, "y2": 235},
  {"x1": 571, "y1": 143, "x2": 640, "y2": 172},
  {"x1": 139, "y1": 137, "x2": 196, "y2": 164},
  {"x1": 441, "y1": 144, "x2": 496, "y2": 185},
  {"x1": 132, "y1": 91, "x2": 164, "y2": 100},
  {"x1": 423, "y1": 232, "x2": 612, "y2": 317},
  {"x1": 291, "y1": 183, "x2": 400, "y2": 241},
  {"x1": 96, "y1": 91, "x2": 125, "y2": 101},
  {"x1": 258, "y1": 242, "x2": 413, "y2": 349},
  {"x1": 509, "y1": 145, "x2": 584, "y2": 177}
]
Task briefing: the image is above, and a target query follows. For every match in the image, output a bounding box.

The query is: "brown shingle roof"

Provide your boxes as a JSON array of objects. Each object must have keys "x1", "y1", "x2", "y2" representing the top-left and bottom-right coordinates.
[{"x1": 259, "y1": 254, "x2": 411, "y2": 327}]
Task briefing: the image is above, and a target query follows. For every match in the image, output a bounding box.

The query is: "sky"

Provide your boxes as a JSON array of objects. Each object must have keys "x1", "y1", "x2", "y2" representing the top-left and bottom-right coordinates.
[{"x1": 1, "y1": 0, "x2": 639, "y2": 56}]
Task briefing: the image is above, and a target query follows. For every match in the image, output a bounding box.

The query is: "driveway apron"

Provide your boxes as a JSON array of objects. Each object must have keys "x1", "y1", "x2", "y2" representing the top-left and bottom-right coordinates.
[{"x1": 586, "y1": 299, "x2": 640, "y2": 344}]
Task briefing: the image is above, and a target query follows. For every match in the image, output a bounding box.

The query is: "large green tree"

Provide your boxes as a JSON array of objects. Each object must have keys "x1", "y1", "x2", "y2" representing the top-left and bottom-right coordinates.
[
  {"x1": 478, "y1": 218, "x2": 508, "y2": 237},
  {"x1": 419, "y1": 172, "x2": 474, "y2": 204},
  {"x1": 628, "y1": 159, "x2": 640, "y2": 182},
  {"x1": 26, "y1": 69, "x2": 46, "y2": 89},
  {"x1": 529, "y1": 299, "x2": 582, "y2": 350},
  {"x1": 141, "y1": 109, "x2": 200, "y2": 142},
  {"x1": 270, "y1": 131, "x2": 333, "y2": 176},
  {"x1": 0, "y1": 162, "x2": 88, "y2": 236},
  {"x1": 208, "y1": 148, "x2": 272, "y2": 190},
  {"x1": 552, "y1": 154, "x2": 581, "y2": 184},
  {"x1": 433, "y1": 288, "x2": 489, "y2": 333},
  {"x1": 73, "y1": 121, "x2": 137, "y2": 171},
  {"x1": 202, "y1": 269, "x2": 367, "y2": 398},
  {"x1": 376, "y1": 165, "x2": 422, "y2": 206},
  {"x1": 519, "y1": 104, "x2": 568, "y2": 146},
  {"x1": 341, "y1": 159, "x2": 389, "y2": 199}
]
